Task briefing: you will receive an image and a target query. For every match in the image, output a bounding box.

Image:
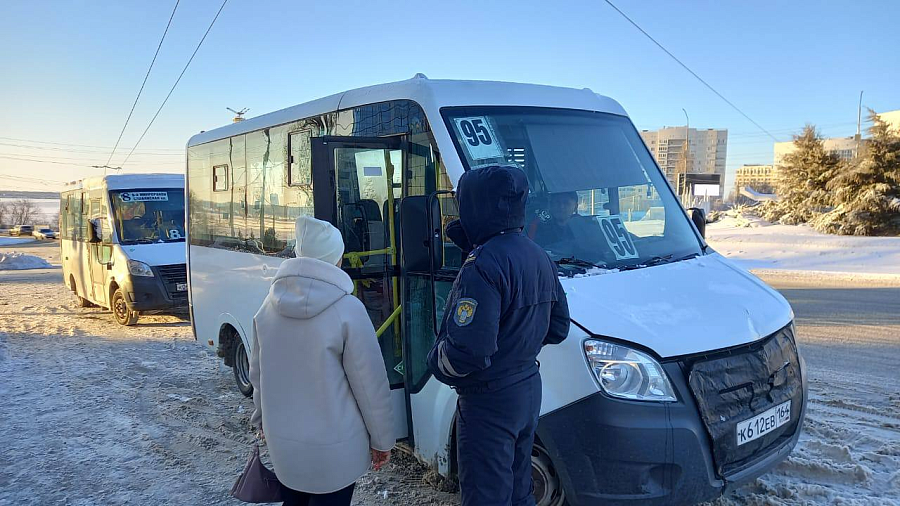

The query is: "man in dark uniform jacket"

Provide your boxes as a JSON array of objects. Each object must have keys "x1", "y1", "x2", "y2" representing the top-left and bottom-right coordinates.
[{"x1": 427, "y1": 165, "x2": 570, "y2": 506}]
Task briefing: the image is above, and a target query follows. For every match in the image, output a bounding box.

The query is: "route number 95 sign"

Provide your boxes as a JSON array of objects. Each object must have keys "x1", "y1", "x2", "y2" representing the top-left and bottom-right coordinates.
[
  {"x1": 454, "y1": 116, "x2": 504, "y2": 161},
  {"x1": 598, "y1": 215, "x2": 639, "y2": 260}
]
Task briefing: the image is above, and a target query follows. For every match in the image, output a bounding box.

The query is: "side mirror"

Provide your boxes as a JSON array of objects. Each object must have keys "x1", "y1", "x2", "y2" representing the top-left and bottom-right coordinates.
[
  {"x1": 400, "y1": 195, "x2": 443, "y2": 272},
  {"x1": 688, "y1": 207, "x2": 706, "y2": 238}
]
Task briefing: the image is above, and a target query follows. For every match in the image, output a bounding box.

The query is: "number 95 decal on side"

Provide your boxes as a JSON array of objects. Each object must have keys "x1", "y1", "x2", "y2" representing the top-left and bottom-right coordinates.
[
  {"x1": 454, "y1": 116, "x2": 504, "y2": 161},
  {"x1": 598, "y1": 215, "x2": 639, "y2": 260}
]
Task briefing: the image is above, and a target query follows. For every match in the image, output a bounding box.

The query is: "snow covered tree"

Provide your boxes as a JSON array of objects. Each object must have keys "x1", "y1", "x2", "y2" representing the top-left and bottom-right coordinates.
[
  {"x1": 760, "y1": 125, "x2": 842, "y2": 225},
  {"x1": 812, "y1": 111, "x2": 900, "y2": 235}
]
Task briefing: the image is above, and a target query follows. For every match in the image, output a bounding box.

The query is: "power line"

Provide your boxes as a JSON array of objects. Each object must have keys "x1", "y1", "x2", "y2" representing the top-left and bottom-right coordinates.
[
  {"x1": 0, "y1": 155, "x2": 100, "y2": 167},
  {"x1": 0, "y1": 174, "x2": 66, "y2": 185},
  {"x1": 603, "y1": 0, "x2": 779, "y2": 142},
  {"x1": 105, "y1": 0, "x2": 180, "y2": 167},
  {"x1": 0, "y1": 142, "x2": 182, "y2": 156},
  {"x1": 0, "y1": 151, "x2": 183, "y2": 165},
  {"x1": 119, "y1": 0, "x2": 229, "y2": 167},
  {"x1": 0, "y1": 136, "x2": 181, "y2": 152}
]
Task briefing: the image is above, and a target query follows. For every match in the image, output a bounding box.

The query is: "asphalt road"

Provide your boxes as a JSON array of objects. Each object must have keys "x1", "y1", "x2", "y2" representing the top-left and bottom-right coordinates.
[{"x1": 760, "y1": 273, "x2": 900, "y2": 384}]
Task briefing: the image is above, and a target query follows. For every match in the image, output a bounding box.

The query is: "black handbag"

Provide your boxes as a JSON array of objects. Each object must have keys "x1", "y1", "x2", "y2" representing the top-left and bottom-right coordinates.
[{"x1": 231, "y1": 442, "x2": 284, "y2": 503}]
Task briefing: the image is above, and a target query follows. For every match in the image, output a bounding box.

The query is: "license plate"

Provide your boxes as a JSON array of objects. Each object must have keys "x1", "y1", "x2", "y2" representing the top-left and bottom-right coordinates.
[
  {"x1": 176, "y1": 283, "x2": 187, "y2": 291},
  {"x1": 736, "y1": 400, "x2": 791, "y2": 446}
]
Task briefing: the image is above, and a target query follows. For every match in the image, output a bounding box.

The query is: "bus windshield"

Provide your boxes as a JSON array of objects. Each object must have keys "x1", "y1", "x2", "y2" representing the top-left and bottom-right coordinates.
[
  {"x1": 109, "y1": 188, "x2": 185, "y2": 244},
  {"x1": 442, "y1": 106, "x2": 703, "y2": 272}
]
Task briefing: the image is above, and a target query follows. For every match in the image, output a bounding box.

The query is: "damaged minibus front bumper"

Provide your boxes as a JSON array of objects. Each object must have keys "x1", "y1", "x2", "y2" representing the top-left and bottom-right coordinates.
[{"x1": 535, "y1": 324, "x2": 808, "y2": 506}]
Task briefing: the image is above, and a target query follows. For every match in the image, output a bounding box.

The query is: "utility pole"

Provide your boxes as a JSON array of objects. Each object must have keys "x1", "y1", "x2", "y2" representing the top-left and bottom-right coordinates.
[{"x1": 682, "y1": 108, "x2": 691, "y2": 205}]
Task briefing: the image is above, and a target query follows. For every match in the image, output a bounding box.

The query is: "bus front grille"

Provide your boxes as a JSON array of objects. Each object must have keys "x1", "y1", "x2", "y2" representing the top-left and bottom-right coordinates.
[
  {"x1": 156, "y1": 264, "x2": 188, "y2": 299},
  {"x1": 685, "y1": 325, "x2": 803, "y2": 477}
]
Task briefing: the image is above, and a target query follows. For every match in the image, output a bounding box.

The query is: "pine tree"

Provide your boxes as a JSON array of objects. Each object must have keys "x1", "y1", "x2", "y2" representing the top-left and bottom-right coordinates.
[
  {"x1": 812, "y1": 111, "x2": 900, "y2": 235},
  {"x1": 760, "y1": 125, "x2": 841, "y2": 225}
]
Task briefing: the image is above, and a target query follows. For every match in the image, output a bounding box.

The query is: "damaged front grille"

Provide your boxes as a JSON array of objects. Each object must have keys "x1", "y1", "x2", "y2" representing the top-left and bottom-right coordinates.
[{"x1": 686, "y1": 325, "x2": 803, "y2": 477}]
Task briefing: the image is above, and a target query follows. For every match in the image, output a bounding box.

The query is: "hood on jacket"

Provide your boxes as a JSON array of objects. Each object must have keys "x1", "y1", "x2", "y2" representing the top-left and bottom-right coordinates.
[
  {"x1": 457, "y1": 165, "x2": 529, "y2": 245},
  {"x1": 269, "y1": 257, "x2": 354, "y2": 319}
]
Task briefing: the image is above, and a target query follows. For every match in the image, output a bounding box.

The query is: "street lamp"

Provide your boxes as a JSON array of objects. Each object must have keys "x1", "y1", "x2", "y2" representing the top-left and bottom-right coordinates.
[{"x1": 681, "y1": 108, "x2": 690, "y2": 203}]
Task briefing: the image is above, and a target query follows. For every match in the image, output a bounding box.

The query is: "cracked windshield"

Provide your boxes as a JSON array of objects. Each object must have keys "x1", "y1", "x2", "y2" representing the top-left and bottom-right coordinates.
[{"x1": 444, "y1": 107, "x2": 703, "y2": 272}]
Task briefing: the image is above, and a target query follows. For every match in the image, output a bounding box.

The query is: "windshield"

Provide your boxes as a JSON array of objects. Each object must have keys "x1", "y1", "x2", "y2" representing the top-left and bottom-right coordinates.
[
  {"x1": 109, "y1": 188, "x2": 185, "y2": 244},
  {"x1": 443, "y1": 107, "x2": 702, "y2": 271}
]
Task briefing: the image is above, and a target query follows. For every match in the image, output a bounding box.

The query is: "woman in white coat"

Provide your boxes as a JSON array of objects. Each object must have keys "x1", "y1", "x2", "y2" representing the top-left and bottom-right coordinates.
[{"x1": 249, "y1": 216, "x2": 394, "y2": 506}]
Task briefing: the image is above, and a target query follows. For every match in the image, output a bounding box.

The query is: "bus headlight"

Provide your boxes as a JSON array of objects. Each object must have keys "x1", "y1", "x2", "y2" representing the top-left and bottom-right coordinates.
[
  {"x1": 583, "y1": 339, "x2": 676, "y2": 402},
  {"x1": 127, "y1": 260, "x2": 154, "y2": 277}
]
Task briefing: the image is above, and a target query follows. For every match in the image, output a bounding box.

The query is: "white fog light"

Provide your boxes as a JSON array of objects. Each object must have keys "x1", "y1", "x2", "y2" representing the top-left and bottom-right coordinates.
[{"x1": 584, "y1": 339, "x2": 676, "y2": 402}]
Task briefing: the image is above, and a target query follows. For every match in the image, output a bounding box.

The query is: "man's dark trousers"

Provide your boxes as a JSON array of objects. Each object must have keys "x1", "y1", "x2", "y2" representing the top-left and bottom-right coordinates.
[{"x1": 456, "y1": 372, "x2": 542, "y2": 506}]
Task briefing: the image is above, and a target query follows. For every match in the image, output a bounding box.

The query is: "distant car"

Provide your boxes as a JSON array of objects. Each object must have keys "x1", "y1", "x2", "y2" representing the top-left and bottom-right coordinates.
[
  {"x1": 9, "y1": 225, "x2": 34, "y2": 236},
  {"x1": 34, "y1": 228, "x2": 56, "y2": 240}
]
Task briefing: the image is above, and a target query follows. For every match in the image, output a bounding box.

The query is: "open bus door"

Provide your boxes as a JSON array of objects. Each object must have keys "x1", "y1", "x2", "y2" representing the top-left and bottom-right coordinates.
[{"x1": 310, "y1": 136, "x2": 409, "y2": 440}]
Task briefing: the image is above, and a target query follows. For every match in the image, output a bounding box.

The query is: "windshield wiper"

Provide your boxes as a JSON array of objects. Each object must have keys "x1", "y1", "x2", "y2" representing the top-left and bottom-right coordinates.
[
  {"x1": 556, "y1": 257, "x2": 607, "y2": 269},
  {"x1": 620, "y1": 252, "x2": 701, "y2": 271},
  {"x1": 123, "y1": 238, "x2": 156, "y2": 245}
]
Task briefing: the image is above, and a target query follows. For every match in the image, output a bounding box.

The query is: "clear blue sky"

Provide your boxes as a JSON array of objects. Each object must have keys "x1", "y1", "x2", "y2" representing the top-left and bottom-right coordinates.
[{"x1": 1, "y1": 0, "x2": 897, "y2": 193}]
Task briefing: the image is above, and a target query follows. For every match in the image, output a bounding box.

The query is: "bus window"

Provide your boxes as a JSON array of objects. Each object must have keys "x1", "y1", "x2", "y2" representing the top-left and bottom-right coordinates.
[
  {"x1": 289, "y1": 130, "x2": 313, "y2": 186},
  {"x1": 333, "y1": 146, "x2": 403, "y2": 387},
  {"x1": 213, "y1": 165, "x2": 229, "y2": 192},
  {"x1": 188, "y1": 136, "x2": 251, "y2": 251},
  {"x1": 246, "y1": 127, "x2": 311, "y2": 256},
  {"x1": 78, "y1": 191, "x2": 88, "y2": 241}
]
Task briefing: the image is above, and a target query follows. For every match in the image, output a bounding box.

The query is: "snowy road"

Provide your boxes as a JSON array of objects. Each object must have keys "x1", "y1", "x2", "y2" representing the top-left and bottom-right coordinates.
[{"x1": 0, "y1": 243, "x2": 897, "y2": 505}]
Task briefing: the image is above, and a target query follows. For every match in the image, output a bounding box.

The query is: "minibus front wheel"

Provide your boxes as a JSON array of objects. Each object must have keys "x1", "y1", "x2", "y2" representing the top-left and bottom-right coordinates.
[
  {"x1": 533, "y1": 443, "x2": 565, "y2": 506},
  {"x1": 232, "y1": 340, "x2": 253, "y2": 397},
  {"x1": 112, "y1": 289, "x2": 138, "y2": 326}
]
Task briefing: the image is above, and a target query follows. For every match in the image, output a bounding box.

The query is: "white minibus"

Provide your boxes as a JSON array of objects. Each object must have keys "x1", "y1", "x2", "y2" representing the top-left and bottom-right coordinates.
[
  {"x1": 186, "y1": 76, "x2": 806, "y2": 506},
  {"x1": 60, "y1": 174, "x2": 187, "y2": 325}
]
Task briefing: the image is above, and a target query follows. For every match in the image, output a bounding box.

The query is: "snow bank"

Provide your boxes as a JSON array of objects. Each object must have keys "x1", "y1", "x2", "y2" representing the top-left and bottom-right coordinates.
[
  {"x1": 0, "y1": 252, "x2": 53, "y2": 270},
  {"x1": 707, "y1": 213, "x2": 900, "y2": 277}
]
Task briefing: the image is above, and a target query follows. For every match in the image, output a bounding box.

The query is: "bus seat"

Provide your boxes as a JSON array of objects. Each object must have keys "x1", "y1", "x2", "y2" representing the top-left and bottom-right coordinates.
[{"x1": 358, "y1": 199, "x2": 382, "y2": 222}]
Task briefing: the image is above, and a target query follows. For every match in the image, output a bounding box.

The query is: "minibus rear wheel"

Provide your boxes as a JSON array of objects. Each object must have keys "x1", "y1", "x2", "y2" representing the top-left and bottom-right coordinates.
[
  {"x1": 111, "y1": 289, "x2": 138, "y2": 326},
  {"x1": 532, "y1": 444, "x2": 565, "y2": 506},
  {"x1": 232, "y1": 340, "x2": 253, "y2": 397}
]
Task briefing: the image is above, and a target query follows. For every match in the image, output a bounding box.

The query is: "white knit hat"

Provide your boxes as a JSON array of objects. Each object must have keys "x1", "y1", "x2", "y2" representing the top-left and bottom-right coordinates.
[{"x1": 294, "y1": 216, "x2": 345, "y2": 265}]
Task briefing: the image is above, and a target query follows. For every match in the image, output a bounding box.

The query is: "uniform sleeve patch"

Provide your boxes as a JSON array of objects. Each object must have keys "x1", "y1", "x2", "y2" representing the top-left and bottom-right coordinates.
[{"x1": 454, "y1": 298, "x2": 478, "y2": 327}]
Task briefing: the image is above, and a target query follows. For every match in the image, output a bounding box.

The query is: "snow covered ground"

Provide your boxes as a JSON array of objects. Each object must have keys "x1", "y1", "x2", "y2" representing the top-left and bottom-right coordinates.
[
  {"x1": 1, "y1": 242, "x2": 897, "y2": 505},
  {"x1": 0, "y1": 242, "x2": 456, "y2": 506},
  {"x1": 706, "y1": 214, "x2": 900, "y2": 278}
]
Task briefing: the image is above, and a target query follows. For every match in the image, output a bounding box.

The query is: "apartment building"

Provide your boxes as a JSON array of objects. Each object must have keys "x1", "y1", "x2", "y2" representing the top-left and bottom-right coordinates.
[
  {"x1": 640, "y1": 127, "x2": 728, "y2": 197},
  {"x1": 774, "y1": 136, "x2": 861, "y2": 168},
  {"x1": 734, "y1": 164, "x2": 776, "y2": 195},
  {"x1": 877, "y1": 109, "x2": 900, "y2": 133}
]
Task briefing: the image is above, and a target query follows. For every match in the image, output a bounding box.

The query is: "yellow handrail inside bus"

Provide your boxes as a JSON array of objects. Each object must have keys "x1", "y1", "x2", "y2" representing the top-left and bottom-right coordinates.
[{"x1": 375, "y1": 304, "x2": 402, "y2": 338}]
